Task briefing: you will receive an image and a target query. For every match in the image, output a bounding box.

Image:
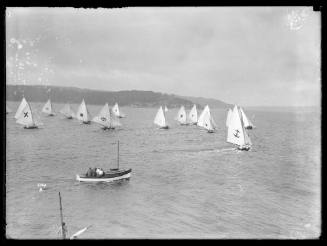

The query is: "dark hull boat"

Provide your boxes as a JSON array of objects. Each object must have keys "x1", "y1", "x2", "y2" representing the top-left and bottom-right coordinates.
[
  {"x1": 160, "y1": 126, "x2": 169, "y2": 129},
  {"x1": 76, "y1": 168, "x2": 132, "y2": 183}
]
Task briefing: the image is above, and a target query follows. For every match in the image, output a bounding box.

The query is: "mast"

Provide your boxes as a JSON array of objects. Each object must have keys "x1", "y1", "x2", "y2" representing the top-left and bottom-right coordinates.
[
  {"x1": 59, "y1": 192, "x2": 66, "y2": 239},
  {"x1": 117, "y1": 140, "x2": 119, "y2": 169}
]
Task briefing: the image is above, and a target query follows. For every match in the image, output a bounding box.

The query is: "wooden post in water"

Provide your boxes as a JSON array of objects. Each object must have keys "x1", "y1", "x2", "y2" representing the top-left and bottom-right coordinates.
[
  {"x1": 117, "y1": 140, "x2": 119, "y2": 170},
  {"x1": 59, "y1": 192, "x2": 66, "y2": 239}
]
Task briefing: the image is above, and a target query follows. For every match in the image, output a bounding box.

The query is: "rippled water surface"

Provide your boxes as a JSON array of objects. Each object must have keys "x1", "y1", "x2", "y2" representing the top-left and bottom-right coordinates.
[{"x1": 6, "y1": 102, "x2": 321, "y2": 239}]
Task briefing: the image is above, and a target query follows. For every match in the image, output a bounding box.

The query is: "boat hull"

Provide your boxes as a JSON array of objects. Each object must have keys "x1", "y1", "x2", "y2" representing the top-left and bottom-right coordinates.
[
  {"x1": 160, "y1": 126, "x2": 169, "y2": 129},
  {"x1": 24, "y1": 124, "x2": 38, "y2": 129},
  {"x1": 76, "y1": 169, "x2": 132, "y2": 183},
  {"x1": 207, "y1": 129, "x2": 214, "y2": 133},
  {"x1": 237, "y1": 146, "x2": 251, "y2": 151},
  {"x1": 245, "y1": 126, "x2": 253, "y2": 129}
]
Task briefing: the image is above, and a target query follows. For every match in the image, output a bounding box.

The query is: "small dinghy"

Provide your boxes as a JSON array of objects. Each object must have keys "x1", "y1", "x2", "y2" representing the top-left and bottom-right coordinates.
[
  {"x1": 15, "y1": 100, "x2": 40, "y2": 129},
  {"x1": 188, "y1": 104, "x2": 198, "y2": 125},
  {"x1": 112, "y1": 103, "x2": 126, "y2": 118},
  {"x1": 227, "y1": 105, "x2": 252, "y2": 151},
  {"x1": 76, "y1": 141, "x2": 132, "y2": 183},
  {"x1": 42, "y1": 99, "x2": 56, "y2": 116},
  {"x1": 202, "y1": 110, "x2": 215, "y2": 133},
  {"x1": 57, "y1": 192, "x2": 91, "y2": 239},
  {"x1": 92, "y1": 103, "x2": 121, "y2": 130},
  {"x1": 239, "y1": 107, "x2": 255, "y2": 129},
  {"x1": 76, "y1": 99, "x2": 91, "y2": 124},
  {"x1": 175, "y1": 105, "x2": 189, "y2": 125},
  {"x1": 14, "y1": 97, "x2": 28, "y2": 119},
  {"x1": 154, "y1": 106, "x2": 169, "y2": 129}
]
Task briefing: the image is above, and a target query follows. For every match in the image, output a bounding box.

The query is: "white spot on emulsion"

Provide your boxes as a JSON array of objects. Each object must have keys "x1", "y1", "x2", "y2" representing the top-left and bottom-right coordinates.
[{"x1": 286, "y1": 8, "x2": 310, "y2": 31}]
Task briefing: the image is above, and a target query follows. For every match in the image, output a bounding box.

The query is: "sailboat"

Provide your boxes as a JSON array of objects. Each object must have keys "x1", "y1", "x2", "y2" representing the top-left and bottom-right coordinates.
[
  {"x1": 58, "y1": 192, "x2": 91, "y2": 239},
  {"x1": 14, "y1": 97, "x2": 28, "y2": 119},
  {"x1": 112, "y1": 103, "x2": 126, "y2": 118},
  {"x1": 227, "y1": 105, "x2": 252, "y2": 151},
  {"x1": 6, "y1": 105, "x2": 12, "y2": 114},
  {"x1": 76, "y1": 141, "x2": 132, "y2": 182},
  {"x1": 42, "y1": 99, "x2": 56, "y2": 116},
  {"x1": 154, "y1": 106, "x2": 169, "y2": 129},
  {"x1": 175, "y1": 106, "x2": 188, "y2": 125},
  {"x1": 197, "y1": 105, "x2": 217, "y2": 129},
  {"x1": 239, "y1": 107, "x2": 255, "y2": 129},
  {"x1": 15, "y1": 100, "x2": 39, "y2": 129},
  {"x1": 164, "y1": 105, "x2": 168, "y2": 112},
  {"x1": 59, "y1": 103, "x2": 75, "y2": 119},
  {"x1": 202, "y1": 110, "x2": 215, "y2": 133},
  {"x1": 92, "y1": 103, "x2": 121, "y2": 130},
  {"x1": 76, "y1": 99, "x2": 91, "y2": 124},
  {"x1": 188, "y1": 104, "x2": 198, "y2": 125},
  {"x1": 226, "y1": 108, "x2": 232, "y2": 127}
]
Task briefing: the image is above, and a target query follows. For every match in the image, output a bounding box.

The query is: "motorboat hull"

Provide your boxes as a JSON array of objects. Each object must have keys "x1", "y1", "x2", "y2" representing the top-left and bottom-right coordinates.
[{"x1": 76, "y1": 169, "x2": 132, "y2": 183}]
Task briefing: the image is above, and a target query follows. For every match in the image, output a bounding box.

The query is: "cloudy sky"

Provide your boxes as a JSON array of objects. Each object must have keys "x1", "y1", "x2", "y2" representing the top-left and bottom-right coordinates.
[{"x1": 6, "y1": 7, "x2": 320, "y2": 107}]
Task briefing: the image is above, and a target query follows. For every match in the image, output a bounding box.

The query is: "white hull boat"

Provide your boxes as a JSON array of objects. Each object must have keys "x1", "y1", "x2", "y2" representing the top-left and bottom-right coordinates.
[{"x1": 76, "y1": 169, "x2": 132, "y2": 183}]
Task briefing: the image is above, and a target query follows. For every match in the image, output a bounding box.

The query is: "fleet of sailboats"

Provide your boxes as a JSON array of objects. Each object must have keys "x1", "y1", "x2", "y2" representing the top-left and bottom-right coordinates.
[
  {"x1": 76, "y1": 99, "x2": 91, "y2": 124},
  {"x1": 154, "y1": 106, "x2": 169, "y2": 129},
  {"x1": 42, "y1": 99, "x2": 56, "y2": 116},
  {"x1": 10, "y1": 97, "x2": 255, "y2": 150}
]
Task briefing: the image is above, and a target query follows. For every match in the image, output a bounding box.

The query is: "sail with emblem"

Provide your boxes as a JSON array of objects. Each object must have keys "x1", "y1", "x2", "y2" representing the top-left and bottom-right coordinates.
[
  {"x1": 226, "y1": 108, "x2": 232, "y2": 127},
  {"x1": 60, "y1": 103, "x2": 75, "y2": 119},
  {"x1": 154, "y1": 106, "x2": 168, "y2": 128},
  {"x1": 112, "y1": 103, "x2": 126, "y2": 118},
  {"x1": 188, "y1": 104, "x2": 198, "y2": 124},
  {"x1": 227, "y1": 105, "x2": 252, "y2": 147},
  {"x1": 76, "y1": 99, "x2": 91, "y2": 124},
  {"x1": 92, "y1": 103, "x2": 112, "y2": 128},
  {"x1": 16, "y1": 101, "x2": 38, "y2": 128},
  {"x1": 42, "y1": 99, "x2": 56, "y2": 116},
  {"x1": 239, "y1": 107, "x2": 255, "y2": 129},
  {"x1": 175, "y1": 106, "x2": 187, "y2": 125},
  {"x1": 14, "y1": 97, "x2": 28, "y2": 119}
]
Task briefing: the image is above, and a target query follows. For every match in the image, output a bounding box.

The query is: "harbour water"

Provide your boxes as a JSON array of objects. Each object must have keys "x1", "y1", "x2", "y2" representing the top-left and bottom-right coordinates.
[{"x1": 6, "y1": 102, "x2": 321, "y2": 239}]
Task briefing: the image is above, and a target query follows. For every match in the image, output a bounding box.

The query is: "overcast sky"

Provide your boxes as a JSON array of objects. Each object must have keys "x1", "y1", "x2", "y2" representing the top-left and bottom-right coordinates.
[{"x1": 6, "y1": 7, "x2": 320, "y2": 107}]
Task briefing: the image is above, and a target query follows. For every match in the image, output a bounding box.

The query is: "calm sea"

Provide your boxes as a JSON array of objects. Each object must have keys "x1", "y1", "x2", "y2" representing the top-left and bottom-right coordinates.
[{"x1": 5, "y1": 102, "x2": 321, "y2": 239}]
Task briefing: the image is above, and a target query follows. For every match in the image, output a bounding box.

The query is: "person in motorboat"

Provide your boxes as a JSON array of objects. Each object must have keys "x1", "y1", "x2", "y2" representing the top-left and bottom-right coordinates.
[{"x1": 86, "y1": 167, "x2": 92, "y2": 177}]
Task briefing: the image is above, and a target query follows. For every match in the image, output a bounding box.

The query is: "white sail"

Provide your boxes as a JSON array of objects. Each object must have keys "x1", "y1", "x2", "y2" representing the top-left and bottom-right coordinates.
[
  {"x1": 197, "y1": 105, "x2": 210, "y2": 127},
  {"x1": 175, "y1": 106, "x2": 187, "y2": 124},
  {"x1": 110, "y1": 108, "x2": 122, "y2": 127},
  {"x1": 112, "y1": 103, "x2": 125, "y2": 118},
  {"x1": 154, "y1": 106, "x2": 167, "y2": 128},
  {"x1": 164, "y1": 106, "x2": 168, "y2": 112},
  {"x1": 76, "y1": 99, "x2": 91, "y2": 123},
  {"x1": 92, "y1": 103, "x2": 112, "y2": 128},
  {"x1": 240, "y1": 107, "x2": 254, "y2": 128},
  {"x1": 226, "y1": 108, "x2": 232, "y2": 127},
  {"x1": 60, "y1": 104, "x2": 74, "y2": 118},
  {"x1": 42, "y1": 99, "x2": 55, "y2": 115},
  {"x1": 227, "y1": 105, "x2": 251, "y2": 146},
  {"x1": 16, "y1": 101, "x2": 36, "y2": 127},
  {"x1": 202, "y1": 110, "x2": 214, "y2": 132},
  {"x1": 14, "y1": 97, "x2": 28, "y2": 119},
  {"x1": 188, "y1": 104, "x2": 198, "y2": 124}
]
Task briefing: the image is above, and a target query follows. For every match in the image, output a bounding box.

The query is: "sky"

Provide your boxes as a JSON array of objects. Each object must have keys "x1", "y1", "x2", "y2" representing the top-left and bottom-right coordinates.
[{"x1": 6, "y1": 7, "x2": 321, "y2": 107}]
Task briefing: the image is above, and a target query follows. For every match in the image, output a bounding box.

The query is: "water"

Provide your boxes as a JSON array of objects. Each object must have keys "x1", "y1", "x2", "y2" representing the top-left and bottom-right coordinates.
[{"x1": 6, "y1": 102, "x2": 321, "y2": 239}]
